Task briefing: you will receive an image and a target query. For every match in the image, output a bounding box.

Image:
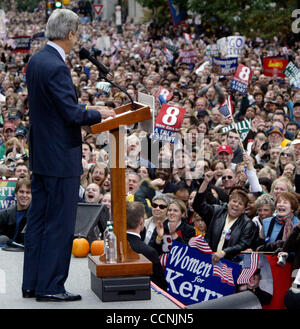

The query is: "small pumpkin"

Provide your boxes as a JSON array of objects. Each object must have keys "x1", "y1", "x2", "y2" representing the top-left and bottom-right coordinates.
[
  {"x1": 72, "y1": 235, "x2": 90, "y2": 257},
  {"x1": 90, "y1": 238, "x2": 105, "y2": 256}
]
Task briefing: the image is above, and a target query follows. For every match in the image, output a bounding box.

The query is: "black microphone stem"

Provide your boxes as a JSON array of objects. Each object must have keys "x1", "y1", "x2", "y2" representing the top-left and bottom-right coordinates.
[{"x1": 99, "y1": 72, "x2": 136, "y2": 111}]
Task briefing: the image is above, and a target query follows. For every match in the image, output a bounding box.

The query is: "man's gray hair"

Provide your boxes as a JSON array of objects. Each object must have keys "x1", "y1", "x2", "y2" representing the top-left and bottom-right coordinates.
[{"x1": 45, "y1": 9, "x2": 79, "y2": 41}]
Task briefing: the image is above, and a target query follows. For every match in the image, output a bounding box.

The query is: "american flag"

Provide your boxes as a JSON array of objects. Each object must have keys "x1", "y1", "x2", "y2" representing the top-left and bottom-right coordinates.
[
  {"x1": 218, "y1": 100, "x2": 231, "y2": 119},
  {"x1": 159, "y1": 253, "x2": 169, "y2": 268},
  {"x1": 213, "y1": 262, "x2": 235, "y2": 286},
  {"x1": 188, "y1": 235, "x2": 213, "y2": 254},
  {"x1": 163, "y1": 46, "x2": 174, "y2": 64},
  {"x1": 183, "y1": 33, "x2": 192, "y2": 45},
  {"x1": 237, "y1": 252, "x2": 259, "y2": 284}
]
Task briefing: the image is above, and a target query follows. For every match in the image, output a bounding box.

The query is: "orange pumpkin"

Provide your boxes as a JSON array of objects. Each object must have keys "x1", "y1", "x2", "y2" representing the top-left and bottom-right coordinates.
[
  {"x1": 90, "y1": 238, "x2": 105, "y2": 256},
  {"x1": 72, "y1": 235, "x2": 90, "y2": 257}
]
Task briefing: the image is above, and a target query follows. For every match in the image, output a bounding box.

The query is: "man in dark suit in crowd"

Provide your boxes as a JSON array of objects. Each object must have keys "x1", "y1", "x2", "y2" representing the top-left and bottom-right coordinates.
[
  {"x1": 22, "y1": 9, "x2": 115, "y2": 302},
  {"x1": 126, "y1": 201, "x2": 168, "y2": 291},
  {"x1": 0, "y1": 178, "x2": 31, "y2": 245}
]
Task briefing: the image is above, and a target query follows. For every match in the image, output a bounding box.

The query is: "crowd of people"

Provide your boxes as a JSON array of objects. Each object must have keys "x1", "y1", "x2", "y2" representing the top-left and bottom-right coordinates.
[{"x1": 0, "y1": 1, "x2": 300, "y2": 307}]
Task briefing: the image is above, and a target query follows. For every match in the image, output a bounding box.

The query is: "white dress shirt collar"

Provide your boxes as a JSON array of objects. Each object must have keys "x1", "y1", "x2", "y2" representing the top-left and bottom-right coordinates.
[{"x1": 47, "y1": 41, "x2": 66, "y2": 62}]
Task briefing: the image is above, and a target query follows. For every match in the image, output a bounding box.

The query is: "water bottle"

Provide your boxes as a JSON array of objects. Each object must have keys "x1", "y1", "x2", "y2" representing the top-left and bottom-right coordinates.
[
  {"x1": 106, "y1": 225, "x2": 117, "y2": 264},
  {"x1": 103, "y1": 221, "x2": 111, "y2": 254}
]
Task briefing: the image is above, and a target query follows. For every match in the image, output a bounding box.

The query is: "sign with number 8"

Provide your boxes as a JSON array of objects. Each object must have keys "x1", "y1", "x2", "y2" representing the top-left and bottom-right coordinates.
[
  {"x1": 234, "y1": 64, "x2": 252, "y2": 84},
  {"x1": 155, "y1": 104, "x2": 186, "y2": 132}
]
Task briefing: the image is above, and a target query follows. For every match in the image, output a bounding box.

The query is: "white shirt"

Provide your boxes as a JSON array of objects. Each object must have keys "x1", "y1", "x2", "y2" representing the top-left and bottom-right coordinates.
[
  {"x1": 126, "y1": 231, "x2": 141, "y2": 239},
  {"x1": 47, "y1": 41, "x2": 66, "y2": 62},
  {"x1": 217, "y1": 215, "x2": 238, "y2": 252}
]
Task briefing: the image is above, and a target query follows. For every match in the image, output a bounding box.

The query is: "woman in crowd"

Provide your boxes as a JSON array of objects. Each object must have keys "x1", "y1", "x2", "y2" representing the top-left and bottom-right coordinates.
[
  {"x1": 192, "y1": 170, "x2": 256, "y2": 264},
  {"x1": 149, "y1": 198, "x2": 195, "y2": 256},
  {"x1": 259, "y1": 192, "x2": 299, "y2": 251},
  {"x1": 276, "y1": 148, "x2": 295, "y2": 177},
  {"x1": 143, "y1": 194, "x2": 170, "y2": 244},
  {"x1": 270, "y1": 176, "x2": 294, "y2": 199}
]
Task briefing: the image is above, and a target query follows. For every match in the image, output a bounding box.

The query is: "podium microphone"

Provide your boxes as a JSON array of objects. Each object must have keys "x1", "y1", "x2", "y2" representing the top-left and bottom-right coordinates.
[
  {"x1": 79, "y1": 47, "x2": 135, "y2": 110},
  {"x1": 79, "y1": 47, "x2": 110, "y2": 76}
]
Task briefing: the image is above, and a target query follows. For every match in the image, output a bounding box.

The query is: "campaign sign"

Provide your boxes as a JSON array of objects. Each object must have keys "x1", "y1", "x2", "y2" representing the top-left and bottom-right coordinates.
[
  {"x1": 212, "y1": 57, "x2": 238, "y2": 76},
  {"x1": 153, "y1": 104, "x2": 185, "y2": 144},
  {"x1": 179, "y1": 49, "x2": 197, "y2": 64},
  {"x1": 205, "y1": 44, "x2": 219, "y2": 57},
  {"x1": 165, "y1": 241, "x2": 241, "y2": 306},
  {"x1": 11, "y1": 35, "x2": 31, "y2": 53},
  {"x1": 221, "y1": 118, "x2": 252, "y2": 141},
  {"x1": 155, "y1": 86, "x2": 173, "y2": 102},
  {"x1": 230, "y1": 64, "x2": 252, "y2": 94},
  {"x1": 0, "y1": 180, "x2": 17, "y2": 209},
  {"x1": 284, "y1": 61, "x2": 300, "y2": 86},
  {"x1": 217, "y1": 36, "x2": 245, "y2": 58},
  {"x1": 263, "y1": 58, "x2": 289, "y2": 78}
]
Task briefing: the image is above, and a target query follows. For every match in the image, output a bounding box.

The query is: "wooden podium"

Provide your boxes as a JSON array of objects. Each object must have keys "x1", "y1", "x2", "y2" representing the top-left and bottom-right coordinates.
[{"x1": 88, "y1": 102, "x2": 153, "y2": 301}]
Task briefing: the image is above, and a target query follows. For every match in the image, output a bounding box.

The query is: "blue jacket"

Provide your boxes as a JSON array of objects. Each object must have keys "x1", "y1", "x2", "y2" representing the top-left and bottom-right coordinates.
[
  {"x1": 26, "y1": 44, "x2": 101, "y2": 177},
  {"x1": 262, "y1": 215, "x2": 299, "y2": 243}
]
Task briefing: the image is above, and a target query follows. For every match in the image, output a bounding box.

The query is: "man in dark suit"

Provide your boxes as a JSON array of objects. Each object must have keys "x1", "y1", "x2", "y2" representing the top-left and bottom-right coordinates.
[
  {"x1": 126, "y1": 202, "x2": 168, "y2": 291},
  {"x1": 22, "y1": 9, "x2": 115, "y2": 302},
  {"x1": 0, "y1": 178, "x2": 31, "y2": 245}
]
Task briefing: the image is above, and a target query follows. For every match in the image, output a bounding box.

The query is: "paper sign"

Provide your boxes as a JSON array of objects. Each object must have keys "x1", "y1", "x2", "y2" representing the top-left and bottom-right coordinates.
[
  {"x1": 263, "y1": 58, "x2": 289, "y2": 78},
  {"x1": 230, "y1": 64, "x2": 252, "y2": 94},
  {"x1": 153, "y1": 104, "x2": 186, "y2": 143},
  {"x1": 11, "y1": 35, "x2": 31, "y2": 53},
  {"x1": 0, "y1": 180, "x2": 17, "y2": 209},
  {"x1": 165, "y1": 241, "x2": 241, "y2": 305},
  {"x1": 212, "y1": 57, "x2": 238, "y2": 75},
  {"x1": 284, "y1": 61, "x2": 300, "y2": 86},
  {"x1": 217, "y1": 36, "x2": 245, "y2": 58},
  {"x1": 221, "y1": 118, "x2": 252, "y2": 141}
]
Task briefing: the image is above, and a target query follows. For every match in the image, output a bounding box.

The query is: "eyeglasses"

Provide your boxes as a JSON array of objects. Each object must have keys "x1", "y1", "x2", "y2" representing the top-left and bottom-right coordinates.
[
  {"x1": 222, "y1": 175, "x2": 233, "y2": 180},
  {"x1": 152, "y1": 203, "x2": 168, "y2": 210},
  {"x1": 281, "y1": 153, "x2": 292, "y2": 157}
]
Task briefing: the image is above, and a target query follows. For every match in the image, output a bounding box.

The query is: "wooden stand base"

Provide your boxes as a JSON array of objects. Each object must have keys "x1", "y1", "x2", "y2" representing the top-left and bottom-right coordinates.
[{"x1": 88, "y1": 254, "x2": 153, "y2": 278}]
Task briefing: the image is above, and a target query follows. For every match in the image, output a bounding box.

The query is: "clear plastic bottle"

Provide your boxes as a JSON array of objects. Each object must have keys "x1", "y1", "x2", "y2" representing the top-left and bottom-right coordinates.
[
  {"x1": 103, "y1": 221, "x2": 111, "y2": 254},
  {"x1": 105, "y1": 225, "x2": 117, "y2": 264}
]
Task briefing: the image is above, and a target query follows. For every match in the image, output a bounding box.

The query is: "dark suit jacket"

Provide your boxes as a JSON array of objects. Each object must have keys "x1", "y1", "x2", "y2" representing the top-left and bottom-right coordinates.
[
  {"x1": 26, "y1": 44, "x2": 101, "y2": 177},
  {"x1": 127, "y1": 232, "x2": 168, "y2": 291},
  {"x1": 0, "y1": 204, "x2": 28, "y2": 243}
]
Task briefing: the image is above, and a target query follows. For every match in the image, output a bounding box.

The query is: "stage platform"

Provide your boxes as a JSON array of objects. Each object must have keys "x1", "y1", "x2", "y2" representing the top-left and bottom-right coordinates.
[{"x1": 0, "y1": 249, "x2": 179, "y2": 309}]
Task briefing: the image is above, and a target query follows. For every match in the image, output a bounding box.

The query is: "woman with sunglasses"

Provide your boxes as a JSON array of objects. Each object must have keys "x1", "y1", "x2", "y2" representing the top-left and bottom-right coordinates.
[
  {"x1": 193, "y1": 170, "x2": 256, "y2": 265},
  {"x1": 143, "y1": 195, "x2": 170, "y2": 245},
  {"x1": 149, "y1": 198, "x2": 195, "y2": 257},
  {"x1": 275, "y1": 147, "x2": 295, "y2": 176}
]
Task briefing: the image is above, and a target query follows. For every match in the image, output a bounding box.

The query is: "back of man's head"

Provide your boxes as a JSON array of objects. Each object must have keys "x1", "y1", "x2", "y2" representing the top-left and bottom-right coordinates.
[
  {"x1": 126, "y1": 201, "x2": 145, "y2": 230},
  {"x1": 45, "y1": 9, "x2": 79, "y2": 41}
]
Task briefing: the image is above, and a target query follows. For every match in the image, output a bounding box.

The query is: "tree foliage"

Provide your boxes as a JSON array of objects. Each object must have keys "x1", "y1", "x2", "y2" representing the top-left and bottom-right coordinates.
[
  {"x1": 136, "y1": 0, "x2": 298, "y2": 40},
  {"x1": 15, "y1": 0, "x2": 41, "y2": 12}
]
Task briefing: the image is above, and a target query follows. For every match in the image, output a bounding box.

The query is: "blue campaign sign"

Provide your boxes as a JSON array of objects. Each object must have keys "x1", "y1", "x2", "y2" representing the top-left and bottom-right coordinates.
[
  {"x1": 165, "y1": 241, "x2": 242, "y2": 306},
  {"x1": 230, "y1": 79, "x2": 247, "y2": 94},
  {"x1": 212, "y1": 57, "x2": 238, "y2": 75}
]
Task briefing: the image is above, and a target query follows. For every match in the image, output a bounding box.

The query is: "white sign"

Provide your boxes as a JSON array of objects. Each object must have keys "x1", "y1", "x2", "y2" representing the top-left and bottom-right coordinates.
[
  {"x1": 217, "y1": 36, "x2": 245, "y2": 58},
  {"x1": 96, "y1": 36, "x2": 111, "y2": 51},
  {"x1": 138, "y1": 92, "x2": 155, "y2": 135}
]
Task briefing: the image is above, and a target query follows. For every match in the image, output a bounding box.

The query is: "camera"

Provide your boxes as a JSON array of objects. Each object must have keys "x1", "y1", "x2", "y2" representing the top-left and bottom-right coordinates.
[
  {"x1": 277, "y1": 253, "x2": 288, "y2": 266},
  {"x1": 261, "y1": 141, "x2": 269, "y2": 151}
]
